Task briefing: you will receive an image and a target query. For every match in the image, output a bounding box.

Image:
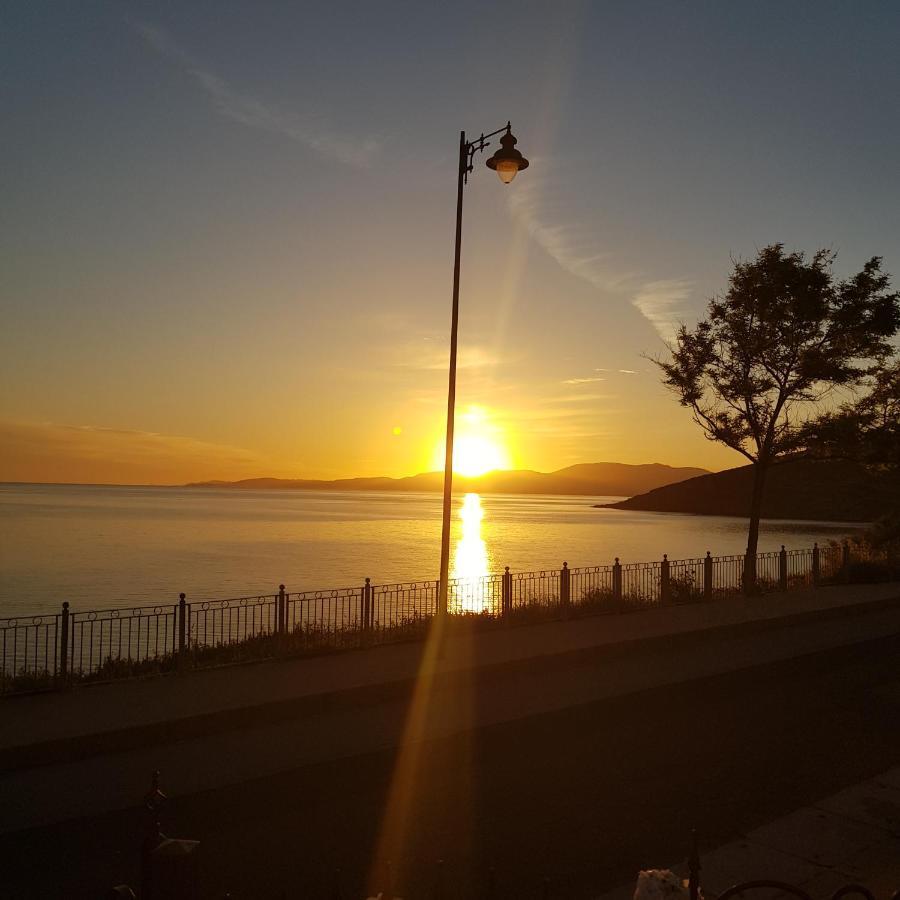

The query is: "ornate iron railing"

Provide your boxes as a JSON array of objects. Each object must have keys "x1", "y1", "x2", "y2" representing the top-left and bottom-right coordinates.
[{"x1": 1, "y1": 542, "x2": 893, "y2": 694}]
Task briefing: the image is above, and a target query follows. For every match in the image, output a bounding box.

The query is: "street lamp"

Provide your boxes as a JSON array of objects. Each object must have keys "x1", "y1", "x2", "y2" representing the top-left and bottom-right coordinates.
[{"x1": 437, "y1": 122, "x2": 529, "y2": 616}]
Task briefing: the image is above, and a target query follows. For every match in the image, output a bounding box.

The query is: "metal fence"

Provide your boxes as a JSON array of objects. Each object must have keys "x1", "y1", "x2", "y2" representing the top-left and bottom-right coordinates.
[{"x1": 1, "y1": 541, "x2": 892, "y2": 695}]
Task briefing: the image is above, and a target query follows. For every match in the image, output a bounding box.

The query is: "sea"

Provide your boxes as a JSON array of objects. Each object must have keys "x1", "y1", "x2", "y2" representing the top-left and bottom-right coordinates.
[{"x1": 0, "y1": 483, "x2": 862, "y2": 618}]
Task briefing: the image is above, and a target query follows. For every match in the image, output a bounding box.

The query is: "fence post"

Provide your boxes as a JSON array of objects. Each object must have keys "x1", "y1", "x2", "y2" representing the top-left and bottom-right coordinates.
[
  {"x1": 842, "y1": 541, "x2": 851, "y2": 583},
  {"x1": 502, "y1": 566, "x2": 512, "y2": 617},
  {"x1": 177, "y1": 594, "x2": 186, "y2": 668},
  {"x1": 560, "y1": 562, "x2": 570, "y2": 609},
  {"x1": 704, "y1": 552, "x2": 713, "y2": 600},
  {"x1": 364, "y1": 578, "x2": 373, "y2": 631},
  {"x1": 779, "y1": 545, "x2": 788, "y2": 591},
  {"x1": 278, "y1": 584, "x2": 286, "y2": 633},
  {"x1": 660, "y1": 554, "x2": 671, "y2": 604},
  {"x1": 59, "y1": 601, "x2": 70, "y2": 682},
  {"x1": 612, "y1": 558, "x2": 622, "y2": 605},
  {"x1": 812, "y1": 542, "x2": 820, "y2": 586}
]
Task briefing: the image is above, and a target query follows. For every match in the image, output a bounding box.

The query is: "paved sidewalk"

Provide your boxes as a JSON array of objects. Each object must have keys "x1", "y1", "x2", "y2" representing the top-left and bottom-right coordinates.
[
  {"x1": 3, "y1": 582, "x2": 900, "y2": 765},
  {"x1": 2, "y1": 626, "x2": 899, "y2": 898},
  {"x1": 2, "y1": 583, "x2": 900, "y2": 834},
  {"x1": 597, "y1": 768, "x2": 900, "y2": 900}
]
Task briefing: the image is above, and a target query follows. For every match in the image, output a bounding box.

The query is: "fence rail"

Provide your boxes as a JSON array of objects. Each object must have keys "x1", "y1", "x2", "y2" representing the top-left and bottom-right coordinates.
[{"x1": 1, "y1": 542, "x2": 892, "y2": 695}]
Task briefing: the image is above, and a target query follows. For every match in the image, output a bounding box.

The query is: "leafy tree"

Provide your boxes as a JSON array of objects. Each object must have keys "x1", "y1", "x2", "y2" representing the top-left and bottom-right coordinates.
[
  {"x1": 802, "y1": 357, "x2": 900, "y2": 555},
  {"x1": 656, "y1": 245, "x2": 899, "y2": 591},
  {"x1": 803, "y1": 357, "x2": 900, "y2": 473}
]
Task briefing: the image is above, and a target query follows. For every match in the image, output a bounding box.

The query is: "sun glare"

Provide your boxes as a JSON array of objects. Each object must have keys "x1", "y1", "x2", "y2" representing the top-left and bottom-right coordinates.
[
  {"x1": 431, "y1": 405, "x2": 512, "y2": 477},
  {"x1": 453, "y1": 435, "x2": 507, "y2": 477},
  {"x1": 452, "y1": 493, "x2": 492, "y2": 592}
]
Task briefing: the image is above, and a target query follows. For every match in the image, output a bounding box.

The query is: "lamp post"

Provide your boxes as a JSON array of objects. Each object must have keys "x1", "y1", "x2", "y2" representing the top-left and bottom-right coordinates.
[{"x1": 437, "y1": 122, "x2": 529, "y2": 616}]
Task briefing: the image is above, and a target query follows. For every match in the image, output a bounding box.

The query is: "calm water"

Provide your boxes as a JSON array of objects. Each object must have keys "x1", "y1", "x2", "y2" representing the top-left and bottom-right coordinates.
[{"x1": 0, "y1": 483, "x2": 861, "y2": 617}]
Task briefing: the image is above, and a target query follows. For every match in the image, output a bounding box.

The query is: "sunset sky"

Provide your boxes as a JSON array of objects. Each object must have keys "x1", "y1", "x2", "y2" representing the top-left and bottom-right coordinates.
[{"x1": 2, "y1": 2, "x2": 899, "y2": 484}]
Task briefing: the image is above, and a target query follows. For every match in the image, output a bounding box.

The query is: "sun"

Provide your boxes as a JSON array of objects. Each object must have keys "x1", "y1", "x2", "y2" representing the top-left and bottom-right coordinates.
[
  {"x1": 430, "y1": 406, "x2": 512, "y2": 477},
  {"x1": 453, "y1": 434, "x2": 508, "y2": 477}
]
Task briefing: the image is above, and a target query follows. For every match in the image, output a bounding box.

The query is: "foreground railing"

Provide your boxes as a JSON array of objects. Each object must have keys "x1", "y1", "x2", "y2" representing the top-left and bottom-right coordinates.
[{"x1": 1, "y1": 542, "x2": 892, "y2": 695}]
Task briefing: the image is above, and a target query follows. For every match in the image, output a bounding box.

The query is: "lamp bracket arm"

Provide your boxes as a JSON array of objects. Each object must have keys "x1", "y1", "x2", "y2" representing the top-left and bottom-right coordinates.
[
  {"x1": 461, "y1": 121, "x2": 513, "y2": 183},
  {"x1": 466, "y1": 122, "x2": 511, "y2": 150}
]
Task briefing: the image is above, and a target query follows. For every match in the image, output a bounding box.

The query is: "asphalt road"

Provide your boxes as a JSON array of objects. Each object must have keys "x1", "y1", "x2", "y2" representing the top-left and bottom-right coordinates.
[{"x1": 2, "y1": 633, "x2": 900, "y2": 899}]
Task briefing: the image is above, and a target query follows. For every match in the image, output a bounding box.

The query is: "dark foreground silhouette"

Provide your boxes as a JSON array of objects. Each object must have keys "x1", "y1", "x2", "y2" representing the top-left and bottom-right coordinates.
[{"x1": 3, "y1": 634, "x2": 899, "y2": 898}]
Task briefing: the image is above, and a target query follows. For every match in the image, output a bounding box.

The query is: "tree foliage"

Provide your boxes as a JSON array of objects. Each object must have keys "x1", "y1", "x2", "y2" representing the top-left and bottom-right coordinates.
[
  {"x1": 801, "y1": 357, "x2": 900, "y2": 474},
  {"x1": 656, "y1": 244, "x2": 899, "y2": 589},
  {"x1": 802, "y1": 357, "x2": 900, "y2": 554},
  {"x1": 659, "y1": 245, "x2": 899, "y2": 466}
]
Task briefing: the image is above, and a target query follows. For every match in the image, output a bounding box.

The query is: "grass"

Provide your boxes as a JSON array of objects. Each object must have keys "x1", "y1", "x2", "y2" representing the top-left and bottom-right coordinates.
[{"x1": 0, "y1": 668, "x2": 55, "y2": 695}]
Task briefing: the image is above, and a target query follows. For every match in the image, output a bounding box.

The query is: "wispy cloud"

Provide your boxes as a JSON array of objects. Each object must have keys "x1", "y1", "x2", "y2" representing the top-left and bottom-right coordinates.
[
  {"x1": 561, "y1": 376, "x2": 606, "y2": 385},
  {"x1": 507, "y1": 172, "x2": 637, "y2": 293},
  {"x1": 395, "y1": 341, "x2": 501, "y2": 372},
  {"x1": 134, "y1": 21, "x2": 380, "y2": 168},
  {"x1": 542, "y1": 392, "x2": 609, "y2": 404},
  {"x1": 632, "y1": 279, "x2": 694, "y2": 342},
  {"x1": 505, "y1": 171, "x2": 695, "y2": 339}
]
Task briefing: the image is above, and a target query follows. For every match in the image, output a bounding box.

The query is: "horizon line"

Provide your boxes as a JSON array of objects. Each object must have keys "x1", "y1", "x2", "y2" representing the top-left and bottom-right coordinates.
[{"x1": 1, "y1": 460, "x2": 724, "y2": 490}]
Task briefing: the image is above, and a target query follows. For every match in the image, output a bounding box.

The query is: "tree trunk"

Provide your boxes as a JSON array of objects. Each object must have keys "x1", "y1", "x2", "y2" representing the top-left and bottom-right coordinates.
[{"x1": 743, "y1": 459, "x2": 769, "y2": 594}]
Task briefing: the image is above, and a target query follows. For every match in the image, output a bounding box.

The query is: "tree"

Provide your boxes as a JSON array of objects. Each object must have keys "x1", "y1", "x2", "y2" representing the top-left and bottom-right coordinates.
[
  {"x1": 801, "y1": 357, "x2": 900, "y2": 554},
  {"x1": 802, "y1": 357, "x2": 900, "y2": 474},
  {"x1": 656, "y1": 245, "x2": 899, "y2": 592}
]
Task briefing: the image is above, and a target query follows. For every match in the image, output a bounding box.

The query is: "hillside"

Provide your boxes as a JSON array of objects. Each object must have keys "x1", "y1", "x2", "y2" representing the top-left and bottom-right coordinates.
[
  {"x1": 187, "y1": 462, "x2": 709, "y2": 497},
  {"x1": 601, "y1": 459, "x2": 900, "y2": 522}
]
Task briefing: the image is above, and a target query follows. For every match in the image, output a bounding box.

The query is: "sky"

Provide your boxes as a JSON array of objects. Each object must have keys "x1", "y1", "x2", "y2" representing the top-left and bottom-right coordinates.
[{"x1": 2, "y1": 1, "x2": 899, "y2": 484}]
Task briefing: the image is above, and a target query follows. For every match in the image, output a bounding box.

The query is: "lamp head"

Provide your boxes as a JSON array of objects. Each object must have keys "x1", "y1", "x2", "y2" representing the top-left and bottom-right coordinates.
[{"x1": 485, "y1": 124, "x2": 529, "y2": 184}]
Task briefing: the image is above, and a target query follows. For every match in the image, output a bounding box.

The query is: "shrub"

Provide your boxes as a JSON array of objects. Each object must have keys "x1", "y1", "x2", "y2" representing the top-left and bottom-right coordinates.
[
  {"x1": 0, "y1": 668, "x2": 54, "y2": 694},
  {"x1": 580, "y1": 586, "x2": 645, "y2": 613},
  {"x1": 666, "y1": 572, "x2": 701, "y2": 605}
]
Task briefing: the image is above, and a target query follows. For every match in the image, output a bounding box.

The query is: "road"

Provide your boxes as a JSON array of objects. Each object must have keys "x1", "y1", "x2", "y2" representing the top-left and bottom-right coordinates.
[{"x1": 2, "y1": 631, "x2": 899, "y2": 899}]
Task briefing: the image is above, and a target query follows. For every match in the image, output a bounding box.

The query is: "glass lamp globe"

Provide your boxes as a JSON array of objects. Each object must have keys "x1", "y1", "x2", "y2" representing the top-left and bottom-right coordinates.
[{"x1": 485, "y1": 127, "x2": 529, "y2": 184}]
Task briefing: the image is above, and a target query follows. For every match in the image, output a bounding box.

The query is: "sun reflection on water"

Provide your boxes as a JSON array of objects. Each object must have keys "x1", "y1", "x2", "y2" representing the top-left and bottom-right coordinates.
[{"x1": 451, "y1": 493, "x2": 493, "y2": 612}]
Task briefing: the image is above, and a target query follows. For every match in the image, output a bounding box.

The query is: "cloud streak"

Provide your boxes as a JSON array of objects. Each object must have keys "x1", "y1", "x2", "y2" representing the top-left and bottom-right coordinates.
[
  {"x1": 561, "y1": 376, "x2": 606, "y2": 385},
  {"x1": 393, "y1": 341, "x2": 502, "y2": 372},
  {"x1": 632, "y1": 279, "x2": 694, "y2": 343},
  {"x1": 135, "y1": 22, "x2": 380, "y2": 168},
  {"x1": 505, "y1": 170, "x2": 695, "y2": 339},
  {"x1": 507, "y1": 171, "x2": 637, "y2": 294}
]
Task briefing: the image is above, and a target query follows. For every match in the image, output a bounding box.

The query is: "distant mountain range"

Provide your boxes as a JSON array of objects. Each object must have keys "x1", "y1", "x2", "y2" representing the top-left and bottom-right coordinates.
[
  {"x1": 601, "y1": 459, "x2": 900, "y2": 522},
  {"x1": 188, "y1": 462, "x2": 709, "y2": 497}
]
